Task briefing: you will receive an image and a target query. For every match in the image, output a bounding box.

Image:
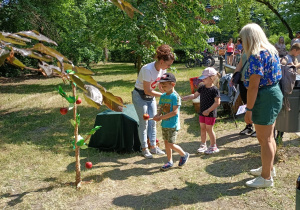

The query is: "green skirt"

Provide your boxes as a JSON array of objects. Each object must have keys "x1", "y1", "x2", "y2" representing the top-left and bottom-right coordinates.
[{"x1": 252, "y1": 83, "x2": 283, "y2": 125}]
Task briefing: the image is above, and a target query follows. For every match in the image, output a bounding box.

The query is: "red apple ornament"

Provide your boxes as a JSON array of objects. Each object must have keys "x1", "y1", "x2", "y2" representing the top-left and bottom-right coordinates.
[
  {"x1": 143, "y1": 113, "x2": 150, "y2": 120},
  {"x1": 76, "y1": 97, "x2": 82, "y2": 104},
  {"x1": 60, "y1": 107, "x2": 68, "y2": 115},
  {"x1": 85, "y1": 162, "x2": 93, "y2": 169}
]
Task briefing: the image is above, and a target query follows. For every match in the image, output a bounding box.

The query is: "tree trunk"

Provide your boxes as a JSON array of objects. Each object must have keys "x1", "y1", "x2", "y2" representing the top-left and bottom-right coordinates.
[
  {"x1": 137, "y1": 55, "x2": 142, "y2": 74},
  {"x1": 103, "y1": 47, "x2": 109, "y2": 63},
  {"x1": 255, "y1": 0, "x2": 294, "y2": 39},
  {"x1": 72, "y1": 84, "x2": 81, "y2": 189}
]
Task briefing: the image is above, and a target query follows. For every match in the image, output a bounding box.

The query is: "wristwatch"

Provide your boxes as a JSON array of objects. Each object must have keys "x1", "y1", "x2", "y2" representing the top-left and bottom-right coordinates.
[{"x1": 246, "y1": 107, "x2": 253, "y2": 112}]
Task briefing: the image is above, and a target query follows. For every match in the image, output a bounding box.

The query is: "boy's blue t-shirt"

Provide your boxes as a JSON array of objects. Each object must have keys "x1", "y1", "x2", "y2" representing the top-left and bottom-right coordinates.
[{"x1": 159, "y1": 91, "x2": 181, "y2": 130}]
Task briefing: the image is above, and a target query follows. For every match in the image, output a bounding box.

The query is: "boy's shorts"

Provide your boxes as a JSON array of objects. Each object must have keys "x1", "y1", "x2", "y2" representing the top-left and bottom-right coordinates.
[
  {"x1": 199, "y1": 116, "x2": 216, "y2": 125},
  {"x1": 162, "y1": 127, "x2": 178, "y2": 143}
]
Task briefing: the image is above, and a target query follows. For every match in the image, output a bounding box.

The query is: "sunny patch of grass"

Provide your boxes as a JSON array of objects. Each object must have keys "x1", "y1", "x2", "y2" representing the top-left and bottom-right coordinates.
[{"x1": 0, "y1": 62, "x2": 299, "y2": 209}]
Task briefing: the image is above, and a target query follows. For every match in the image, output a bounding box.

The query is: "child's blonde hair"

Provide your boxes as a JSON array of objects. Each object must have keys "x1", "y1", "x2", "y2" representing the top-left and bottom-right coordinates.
[{"x1": 211, "y1": 73, "x2": 221, "y2": 89}]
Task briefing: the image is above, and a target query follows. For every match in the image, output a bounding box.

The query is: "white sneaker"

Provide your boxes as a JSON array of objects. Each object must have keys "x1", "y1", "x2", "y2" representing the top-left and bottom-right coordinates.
[
  {"x1": 250, "y1": 166, "x2": 276, "y2": 177},
  {"x1": 142, "y1": 149, "x2": 153, "y2": 159},
  {"x1": 197, "y1": 144, "x2": 207, "y2": 153},
  {"x1": 246, "y1": 176, "x2": 274, "y2": 188},
  {"x1": 150, "y1": 147, "x2": 165, "y2": 155}
]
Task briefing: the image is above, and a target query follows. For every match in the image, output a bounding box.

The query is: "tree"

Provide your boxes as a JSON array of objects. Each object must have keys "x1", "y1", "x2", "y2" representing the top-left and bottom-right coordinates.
[
  {"x1": 0, "y1": 0, "x2": 141, "y2": 189},
  {"x1": 94, "y1": 0, "x2": 219, "y2": 72},
  {"x1": 214, "y1": 0, "x2": 299, "y2": 41},
  {"x1": 254, "y1": 0, "x2": 299, "y2": 39}
]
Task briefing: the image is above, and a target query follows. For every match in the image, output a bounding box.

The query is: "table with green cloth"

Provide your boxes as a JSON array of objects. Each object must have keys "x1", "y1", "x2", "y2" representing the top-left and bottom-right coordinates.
[{"x1": 89, "y1": 104, "x2": 141, "y2": 152}]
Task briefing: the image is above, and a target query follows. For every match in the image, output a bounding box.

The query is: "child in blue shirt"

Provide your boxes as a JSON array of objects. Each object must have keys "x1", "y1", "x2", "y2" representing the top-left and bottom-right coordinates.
[{"x1": 153, "y1": 73, "x2": 189, "y2": 171}]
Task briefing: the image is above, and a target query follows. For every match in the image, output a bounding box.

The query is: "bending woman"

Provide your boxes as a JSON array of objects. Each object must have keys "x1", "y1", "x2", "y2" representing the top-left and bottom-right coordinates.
[
  {"x1": 240, "y1": 23, "x2": 283, "y2": 188},
  {"x1": 132, "y1": 44, "x2": 175, "y2": 159}
]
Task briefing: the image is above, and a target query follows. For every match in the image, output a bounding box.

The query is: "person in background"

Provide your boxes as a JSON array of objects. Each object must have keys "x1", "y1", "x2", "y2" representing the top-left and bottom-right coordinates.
[
  {"x1": 230, "y1": 51, "x2": 256, "y2": 137},
  {"x1": 274, "y1": 36, "x2": 287, "y2": 58},
  {"x1": 240, "y1": 23, "x2": 282, "y2": 188},
  {"x1": 226, "y1": 38, "x2": 235, "y2": 65},
  {"x1": 182, "y1": 67, "x2": 221, "y2": 154},
  {"x1": 234, "y1": 38, "x2": 243, "y2": 65},
  {"x1": 275, "y1": 42, "x2": 300, "y2": 144},
  {"x1": 153, "y1": 73, "x2": 189, "y2": 171},
  {"x1": 291, "y1": 31, "x2": 300, "y2": 45},
  {"x1": 282, "y1": 43, "x2": 300, "y2": 70},
  {"x1": 132, "y1": 44, "x2": 174, "y2": 159},
  {"x1": 291, "y1": 31, "x2": 300, "y2": 65}
]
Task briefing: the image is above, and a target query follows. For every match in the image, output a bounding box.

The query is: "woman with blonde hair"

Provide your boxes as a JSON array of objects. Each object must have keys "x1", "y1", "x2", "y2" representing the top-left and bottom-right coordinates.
[{"x1": 240, "y1": 23, "x2": 283, "y2": 188}]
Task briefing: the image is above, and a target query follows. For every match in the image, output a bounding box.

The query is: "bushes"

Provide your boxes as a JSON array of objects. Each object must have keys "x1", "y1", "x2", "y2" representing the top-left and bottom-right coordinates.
[
  {"x1": 109, "y1": 49, "x2": 136, "y2": 62},
  {"x1": 0, "y1": 57, "x2": 38, "y2": 77},
  {"x1": 109, "y1": 48, "x2": 191, "y2": 63}
]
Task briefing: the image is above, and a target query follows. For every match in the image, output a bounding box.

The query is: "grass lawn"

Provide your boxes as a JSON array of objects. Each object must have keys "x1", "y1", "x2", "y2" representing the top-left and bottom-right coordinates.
[{"x1": 0, "y1": 62, "x2": 299, "y2": 209}]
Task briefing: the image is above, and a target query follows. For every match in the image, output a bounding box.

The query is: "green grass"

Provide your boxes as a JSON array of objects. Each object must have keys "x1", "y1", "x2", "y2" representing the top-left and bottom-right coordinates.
[{"x1": 0, "y1": 62, "x2": 299, "y2": 209}]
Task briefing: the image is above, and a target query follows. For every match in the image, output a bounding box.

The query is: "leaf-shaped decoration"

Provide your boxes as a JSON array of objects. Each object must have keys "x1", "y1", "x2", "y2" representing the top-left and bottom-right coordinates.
[
  {"x1": 84, "y1": 85, "x2": 103, "y2": 109},
  {"x1": 0, "y1": 33, "x2": 26, "y2": 46},
  {"x1": 76, "y1": 139, "x2": 84, "y2": 146},
  {"x1": 68, "y1": 103, "x2": 74, "y2": 110},
  {"x1": 32, "y1": 43, "x2": 70, "y2": 63},
  {"x1": 123, "y1": 1, "x2": 143, "y2": 16},
  {"x1": 16, "y1": 30, "x2": 58, "y2": 46},
  {"x1": 57, "y1": 62, "x2": 74, "y2": 71},
  {"x1": 70, "y1": 119, "x2": 76, "y2": 127},
  {"x1": 0, "y1": 49, "x2": 10, "y2": 66},
  {"x1": 110, "y1": 0, "x2": 143, "y2": 18},
  {"x1": 76, "y1": 113, "x2": 80, "y2": 126},
  {"x1": 110, "y1": 0, "x2": 124, "y2": 10},
  {"x1": 66, "y1": 96, "x2": 76, "y2": 104},
  {"x1": 7, "y1": 56, "x2": 26, "y2": 69},
  {"x1": 74, "y1": 66, "x2": 94, "y2": 75},
  {"x1": 38, "y1": 61, "x2": 61, "y2": 76},
  {"x1": 1, "y1": 32, "x2": 31, "y2": 43},
  {"x1": 88, "y1": 126, "x2": 101, "y2": 135},
  {"x1": 57, "y1": 85, "x2": 67, "y2": 98},
  {"x1": 74, "y1": 73, "x2": 105, "y2": 91},
  {"x1": 13, "y1": 47, "x2": 52, "y2": 62},
  {"x1": 100, "y1": 89, "x2": 124, "y2": 111},
  {"x1": 102, "y1": 93, "x2": 124, "y2": 112},
  {"x1": 123, "y1": 2, "x2": 134, "y2": 18},
  {"x1": 69, "y1": 75, "x2": 87, "y2": 92},
  {"x1": 80, "y1": 144, "x2": 88, "y2": 149}
]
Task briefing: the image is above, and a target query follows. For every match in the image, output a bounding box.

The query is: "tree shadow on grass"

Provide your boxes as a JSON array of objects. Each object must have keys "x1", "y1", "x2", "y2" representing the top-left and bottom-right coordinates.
[
  {"x1": 112, "y1": 180, "x2": 254, "y2": 209},
  {"x1": 0, "y1": 79, "x2": 135, "y2": 95},
  {"x1": 0, "y1": 83, "x2": 60, "y2": 94},
  {"x1": 0, "y1": 106, "x2": 107, "y2": 152},
  {"x1": 204, "y1": 154, "x2": 261, "y2": 178},
  {"x1": 0, "y1": 186, "x2": 55, "y2": 207}
]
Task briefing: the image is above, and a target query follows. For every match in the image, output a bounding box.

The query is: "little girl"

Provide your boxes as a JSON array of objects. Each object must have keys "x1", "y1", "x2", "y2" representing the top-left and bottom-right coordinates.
[{"x1": 182, "y1": 67, "x2": 221, "y2": 154}]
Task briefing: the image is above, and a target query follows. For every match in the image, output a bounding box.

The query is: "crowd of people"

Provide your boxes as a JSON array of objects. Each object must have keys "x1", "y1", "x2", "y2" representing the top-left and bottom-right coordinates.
[{"x1": 131, "y1": 24, "x2": 300, "y2": 188}]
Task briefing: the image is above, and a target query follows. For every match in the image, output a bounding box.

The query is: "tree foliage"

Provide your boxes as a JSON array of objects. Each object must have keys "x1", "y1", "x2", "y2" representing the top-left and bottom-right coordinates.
[{"x1": 213, "y1": 0, "x2": 299, "y2": 42}]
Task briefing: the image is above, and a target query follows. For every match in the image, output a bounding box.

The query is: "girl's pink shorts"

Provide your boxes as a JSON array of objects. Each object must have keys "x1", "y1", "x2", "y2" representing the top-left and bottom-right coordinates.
[{"x1": 199, "y1": 116, "x2": 216, "y2": 125}]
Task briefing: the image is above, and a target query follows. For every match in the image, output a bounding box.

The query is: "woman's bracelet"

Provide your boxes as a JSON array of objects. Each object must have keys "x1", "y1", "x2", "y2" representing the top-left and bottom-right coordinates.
[{"x1": 245, "y1": 107, "x2": 253, "y2": 112}]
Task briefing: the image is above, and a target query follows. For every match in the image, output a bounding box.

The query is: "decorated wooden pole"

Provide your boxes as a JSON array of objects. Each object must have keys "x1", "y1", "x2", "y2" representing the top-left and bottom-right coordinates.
[{"x1": 72, "y1": 84, "x2": 81, "y2": 189}]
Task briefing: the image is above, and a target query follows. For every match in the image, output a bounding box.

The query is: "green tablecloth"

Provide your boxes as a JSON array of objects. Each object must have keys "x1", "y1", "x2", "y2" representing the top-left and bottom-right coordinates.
[
  {"x1": 89, "y1": 104, "x2": 141, "y2": 152},
  {"x1": 297, "y1": 189, "x2": 300, "y2": 210}
]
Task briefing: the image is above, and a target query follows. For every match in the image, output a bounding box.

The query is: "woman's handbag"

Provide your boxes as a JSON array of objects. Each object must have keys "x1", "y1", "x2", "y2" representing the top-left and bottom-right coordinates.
[
  {"x1": 232, "y1": 72, "x2": 241, "y2": 85},
  {"x1": 232, "y1": 61, "x2": 248, "y2": 85},
  {"x1": 134, "y1": 88, "x2": 154, "y2": 101}
]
